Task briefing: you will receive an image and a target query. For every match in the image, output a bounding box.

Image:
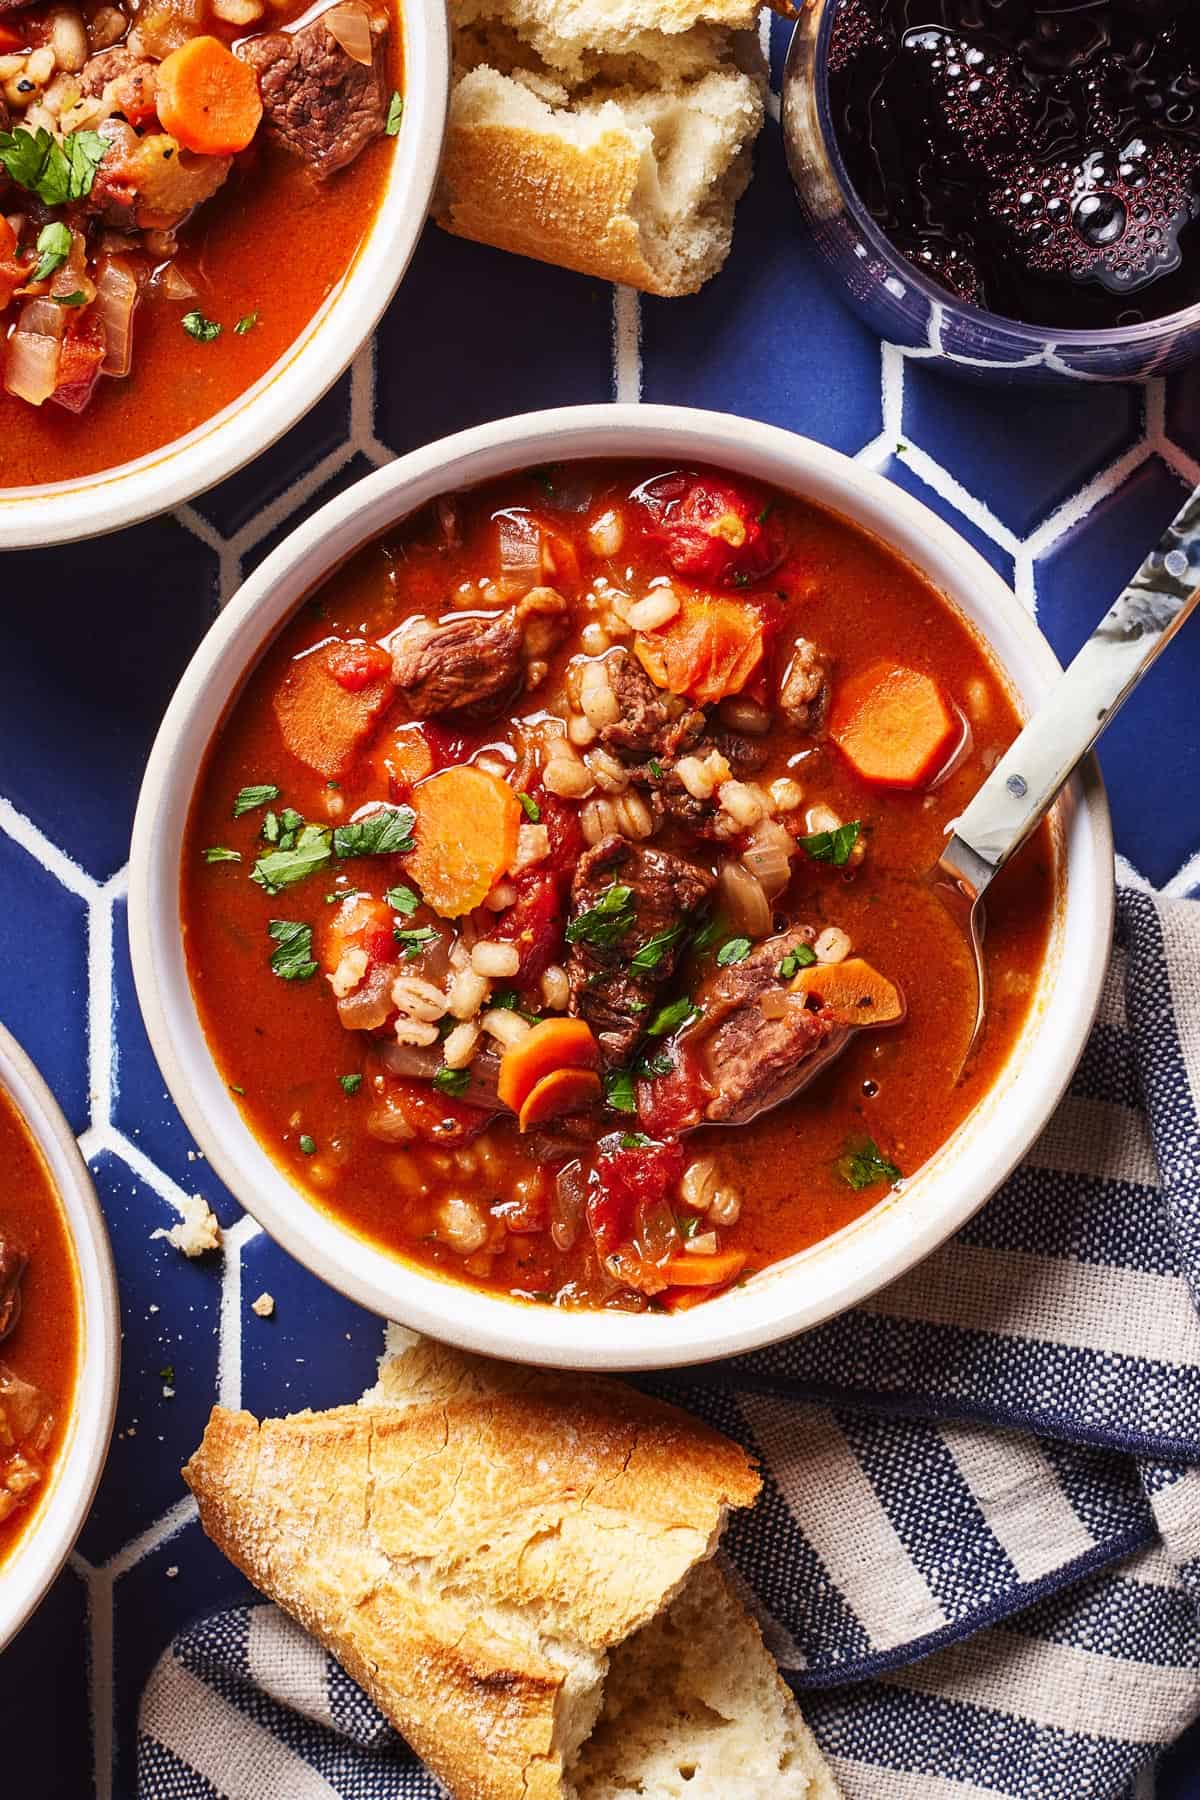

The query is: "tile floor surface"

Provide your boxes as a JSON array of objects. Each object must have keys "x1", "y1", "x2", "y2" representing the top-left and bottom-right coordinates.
[{"x1": 2, "y1": 18, "x2": 1199, "y2": 1796}]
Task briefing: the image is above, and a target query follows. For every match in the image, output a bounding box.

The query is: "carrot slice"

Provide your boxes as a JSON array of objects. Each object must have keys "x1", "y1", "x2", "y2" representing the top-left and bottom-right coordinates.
[
  {"x1": 406, "y1": 766, "x2": 521, "y2": 918},
  {"x1": 661, "y1": 1249, "x2": 747, "y2": 1289},
  {"x1": 273, "y1": 645, "x2": 394, "y2": 780},
  {"x1": 634, "y1": 592, "x2": 763, "y2": 706},
  {"x1": 497, "y1": 1017, "x2": 599, "y2": 1113},
  {"x1": 371, "y1": 725, "x2": 434, "y2": 795},
  {"x1": 517, "y1": 1065, "x2": 603, "y2": 1132},
  {"x1": 156, "y1": 36, "x2": 263, "y2": 156},
  {"x1": 790, "y1": 956, "x2": 905, "y2": 1027},
  {"x1": 829, "y1": 661, "x2": 956, "y2": 789}
]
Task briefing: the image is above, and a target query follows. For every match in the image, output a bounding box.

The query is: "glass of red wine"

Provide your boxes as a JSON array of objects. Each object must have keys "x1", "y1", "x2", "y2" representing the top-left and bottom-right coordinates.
[{"x1": 781, "y1": 0, "x2": 1200, "y2": 381}]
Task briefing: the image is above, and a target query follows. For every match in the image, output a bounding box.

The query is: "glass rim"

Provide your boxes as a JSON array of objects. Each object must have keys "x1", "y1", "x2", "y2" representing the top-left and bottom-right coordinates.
[{"x1": 802, "y1": 0, "x2": 1200, "y2": 352}]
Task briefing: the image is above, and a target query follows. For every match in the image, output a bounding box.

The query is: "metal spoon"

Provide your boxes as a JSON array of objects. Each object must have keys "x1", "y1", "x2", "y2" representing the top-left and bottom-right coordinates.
[{"x1": 940, "y1": 484, "x2": 1200, "y2": 1069}]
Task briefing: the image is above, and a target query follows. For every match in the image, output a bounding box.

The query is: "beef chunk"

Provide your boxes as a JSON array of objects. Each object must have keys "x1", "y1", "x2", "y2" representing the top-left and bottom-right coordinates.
[
  {"x1": 641, "y1": 730, "x2": 769, "y2": 841},
  {"x1": 566, "y1": 835, "x2": 715, "y2": 1068},
  {"x1": 600, "y1": 651, "x2": 704, "y2": 763},
  {"x1": 779, "y1": 637, "x2": 830, "y2": 732},
  {"x1": 75, "y1": 46, "x2": 158, "y2": 113},
  {"x1": 0, "y1": 1241, "x2": 26, "y2": 1343},
  {"x1": 239, "y1": 4, "x2": 390, "y2": 179},
  {"x1": 693, "y1": 927, "x2": 839, "y2": 1125},
  {"x1": 390, "y1": 588, "x2": 566, "y2": 719}
]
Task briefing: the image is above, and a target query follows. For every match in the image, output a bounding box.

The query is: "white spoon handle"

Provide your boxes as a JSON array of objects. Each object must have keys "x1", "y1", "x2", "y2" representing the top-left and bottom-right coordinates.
[{"x1": 947, "y1": 485, "x2": 1200, "y2": 889}]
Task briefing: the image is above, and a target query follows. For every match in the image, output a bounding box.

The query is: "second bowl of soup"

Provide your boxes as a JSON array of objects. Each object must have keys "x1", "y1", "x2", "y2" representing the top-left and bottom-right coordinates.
[{"x1": 130, "y1": 404, "x2": 1112, "y2": 1369}]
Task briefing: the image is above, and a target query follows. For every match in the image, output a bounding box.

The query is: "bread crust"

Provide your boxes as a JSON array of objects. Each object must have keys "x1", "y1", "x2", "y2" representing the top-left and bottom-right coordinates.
[
  {"x1": 437, "y1": 117, "x2": 670, "y2": 293},
  {"x1": 183, "y1": 1368, "x2": 759, "y2": 1800}
]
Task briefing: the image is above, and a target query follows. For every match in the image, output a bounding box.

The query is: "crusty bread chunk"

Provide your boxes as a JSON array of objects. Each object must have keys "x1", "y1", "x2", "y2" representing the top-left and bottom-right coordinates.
[
  {"x1": 439, "y1": 64, "x2": 764, "y2": 298},
  {"x1": 183, "y1": 1332, "x2": 840, "y2": 1800},
  {"x1": 435, "y1": 0, "x2": 766, "y2": 296},
  {"x1": 574, "y1": 1560, "x2": 840, "y2": 1800}
]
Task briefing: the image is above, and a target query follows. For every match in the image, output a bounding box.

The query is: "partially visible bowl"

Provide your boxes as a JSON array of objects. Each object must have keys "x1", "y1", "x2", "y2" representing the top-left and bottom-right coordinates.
[
  {"x1": 129, "y1": 402, "x2": 1113, "y2": 1371},
  {"x1": 0, "y1": 0, "x2": 449, "y2": 551},
  {"x1": 0, "y1": 1026, "x2": 119, "y2": 1650},
  {"x1": 781, "y1": 0, "x2": 1200, "y2": 384}
]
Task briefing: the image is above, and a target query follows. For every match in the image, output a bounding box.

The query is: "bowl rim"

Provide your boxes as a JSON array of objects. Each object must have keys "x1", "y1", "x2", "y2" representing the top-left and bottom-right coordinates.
[
  {"x1": 0, "y1": 1024, "x2": 120, "y2": 1650},
  {"x1": 784, "y1": 0, "x2": 1200, "y2": 354},
  {"x1": 128, "y1": 401, "x2": 1115, "y2": 1371},
  {"x1": 0, "y1": 0, "x2": 450, "y2": 551}
]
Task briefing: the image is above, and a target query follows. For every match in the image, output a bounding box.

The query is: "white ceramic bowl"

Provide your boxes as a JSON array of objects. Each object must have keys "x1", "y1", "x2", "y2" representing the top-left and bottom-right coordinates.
[
  {"x1": 129, "y1": 403, "x2": 1114, "y2": 1371},
  {"x1": 0, "y1": 1026, "x2": 119, "y2": 1649},
  {"x1": 0, "y1": 0, "x2": 449, "y2": 551}
]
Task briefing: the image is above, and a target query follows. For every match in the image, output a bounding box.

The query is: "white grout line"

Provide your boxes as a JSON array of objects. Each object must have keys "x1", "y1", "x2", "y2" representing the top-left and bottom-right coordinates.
[
  {"x1": 104, "y1": 1495, "x2": 199, "y2": 1580},
  {"x1": 880, "y1": 341, "x2": 905, "y2": 443},
  {"x1": 174, "y1": 504, "x2": 241, "y2": 606},
  {"x1": 101, "y1": 1124, "x2": 216, "y2": 1219},
  {"x1": 71, "y1": 1553, "x2": 114, "y2": 1800},
  {"x1": 352, "y1": 339, "x2": 397, "y2": 469},
  {"x1": 1023, "y1": 438, "x2": 1152, "y2": 560},
  {"x1": 87, "y1": 888, "x2": 116, "y2": 1131},
  {"x1": 0, "y1": 793, "x2": 98, "y2": 900},
  {"x1": 218, "y1": 1213, "x2": 264, "y2": 1412},
  {"x1": 896, "y1": 442, "x2": 1022, "y2": 555},
  {"x1": 611, "y1": 286, "x2": 643, "y2": 403}
]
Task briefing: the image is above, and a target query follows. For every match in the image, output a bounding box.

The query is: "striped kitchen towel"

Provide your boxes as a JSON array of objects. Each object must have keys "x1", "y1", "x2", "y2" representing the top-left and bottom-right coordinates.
[{"x1": 139, "y1": 886, "x2": 1200, "y2": 1800}]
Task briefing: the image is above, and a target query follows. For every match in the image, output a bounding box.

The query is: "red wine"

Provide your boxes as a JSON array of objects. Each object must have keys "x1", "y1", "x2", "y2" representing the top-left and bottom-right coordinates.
[{"x1": 827, "y1": 0, "x2": 1200, "y2": 329}]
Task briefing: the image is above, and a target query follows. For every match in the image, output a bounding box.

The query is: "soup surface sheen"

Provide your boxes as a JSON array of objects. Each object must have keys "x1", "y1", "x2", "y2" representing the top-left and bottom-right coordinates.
[
  {"x1": 184, "y1": 460, "x2": 1055, "y2": 1313},
  {"x1": 0, "y1": 1083, "x2": 80, "y2": 1563}
]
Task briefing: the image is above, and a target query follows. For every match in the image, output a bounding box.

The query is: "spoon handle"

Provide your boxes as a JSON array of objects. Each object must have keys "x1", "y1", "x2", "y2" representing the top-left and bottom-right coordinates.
[{"x1": 945, "y1": 484, "x2": 1200, "y2": 891}]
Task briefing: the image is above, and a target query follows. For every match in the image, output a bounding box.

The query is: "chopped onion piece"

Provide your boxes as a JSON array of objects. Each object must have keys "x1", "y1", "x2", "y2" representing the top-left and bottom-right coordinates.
[
  {"x1": 496, "y1": 509, "x2": 541, "y2": 587},
  {"x1": 4, "y1": 303, "x2": 63, "y2": 406},
  {"x1": 324, "y1": 2, "x2": 373, "y2": 64},
  {"x1": 156, "y1": 259, "x2": 197, "y2": 302},
  {"x1": 379, "y1": 1041, "x2": 442, "y2": 1080},
  {"x1": 94, "y1": 256, "x2": 139, "y2": 377}
]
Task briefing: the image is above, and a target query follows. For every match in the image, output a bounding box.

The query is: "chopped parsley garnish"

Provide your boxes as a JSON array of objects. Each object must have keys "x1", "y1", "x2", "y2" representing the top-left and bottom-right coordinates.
[
  {"x1": 252, "y1": 825, "x2": 333, "y2": 893},
  {"x1": 635, "y1": 1048, "x2": 673, "y2": 1079},
  {"x1": 385, "y1": 884, "x2": 420, "y2": 916},
  {"x1": 516, "y1": 790, "x2": 541, "y2": 823},
  {"x1": 836, "y1": 1137, "x2": 902, "y2": 1193},
  {"x1": 394, "y1": 924, "x2": 438, "y2": 958},
  {"x1": 267, "y1": 919, "x2": 317, "y2": 982},
  {"x1": 339, "y1": 1073, "x2": 363, "y2": 1096},
  {"x1": 204, "y1": 846, "x2": 242, "y2": 864},
  {"x1": 565, "y1": 883, "x2": 635, "y2": 950},
  {"x1": 385, "y1": 90, "x2": 403, "y2": 134},
  {"x1": 799, "y1": 821, "x2": 861, "y2": 867},
  {"x1": 645, "y1": 996, "x2": 700, "y2": 1039},
  {"x1": 261, "y1": 806, "x2": 306, "y2": 849},
  {"x1": 333, "y1": 805, "x2": 415, "y2": 858},
  {"x1": 604, "y1": 1068, "x2": 638, "y2": 1114},
  {"x1": 33, "y1": 220, "x2": 70, "y2": 283},
  {"x1": 647, "y1": 758, "x2": 664, "y2": 780},
  {"x1": 229, "y1": 1083, "x2": 245, "y2": 1096},
  {"x1": 234, "y1": 311, "x2": 258, "y2": 334},
  {"x1": 299, "y1": 1134, "x2": 317, "y2": 1156},
  {"x1": 159, "y1": 1364, "x2": 175, "y2": 1383},
  {"x1": 778, "y1": 944, "x2": 817, "y2": 979},
  {"x1": 716, "y1": 936, "x2": 752, "y2": 967},
  {"x1": 620, "y1": 1132, "x2": 652, "y2": 1149},
  {"x1": 690, "y1": 915, "x2": 722, "y2": 953},
  {"x1": 629, "y1": 922, "x2": 685, "y2": 975},
  {"x1": 678, "y1": 1211, "x2": 703, "y2": 1239},
  {"x1": 233, "y1": 783, "x2": 281, "y2": 818},
  {"x1": 433, "y1": 1065, "x2": 471, "y2": 1096},
  {"x1": 493, "y1": 989, "x2": 540, "y2": 1024},
  {"x1": 756, "y1": 500, "x2": 774, "y2": 524},
  {"x1": 0, "y1": 126, "x2": 105, "y2": 206},
  {"x1": 732, "y1": 571, "x2": 751, "y2": 588},
  {"x1": 52, "y1": 290, "x2": 86, "y2": 307},
  {"x1": 182, "y1": 309, "x2": 222, "y2": 342}
]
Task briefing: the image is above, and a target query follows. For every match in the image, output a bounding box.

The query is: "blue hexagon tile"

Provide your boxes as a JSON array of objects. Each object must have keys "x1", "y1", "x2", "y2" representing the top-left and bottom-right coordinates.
[{"x1": 3, "y1": 44, "x2": 1200, "y2": 1800}]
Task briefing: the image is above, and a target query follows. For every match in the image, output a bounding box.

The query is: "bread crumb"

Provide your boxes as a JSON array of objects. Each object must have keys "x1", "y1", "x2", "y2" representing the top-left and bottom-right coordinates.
[
  {"x1": 251, "y1": 1292, "x2": 275, "y2": 1319},
  {"x1": 165, "y1": 1566, "x2": 179, "y2": 1580},
  {"x1": 151, "y1": 1194, "x2": 222, "y2": 1257}
]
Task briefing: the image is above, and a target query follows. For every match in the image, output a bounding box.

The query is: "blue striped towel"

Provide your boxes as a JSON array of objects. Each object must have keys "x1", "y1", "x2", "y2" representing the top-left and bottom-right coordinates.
[{"x1": 139, "y1": 887, "x2": 1200, "y2": 1800}]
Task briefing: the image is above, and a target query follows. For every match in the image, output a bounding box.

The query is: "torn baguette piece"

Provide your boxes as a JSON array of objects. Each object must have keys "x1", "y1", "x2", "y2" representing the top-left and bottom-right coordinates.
[
  {"x1": 184, "y1": 1334, "x2": 840, "y2": 1798},
  {"x1": 452, "y1": 0, "x2": 762, "y2": 80},
  {"x1": 437, "y1": 63, "x2": 764, "y2": 297}
]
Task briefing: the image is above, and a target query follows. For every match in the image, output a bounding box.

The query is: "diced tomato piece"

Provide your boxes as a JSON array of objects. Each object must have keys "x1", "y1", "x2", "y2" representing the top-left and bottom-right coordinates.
[
  {"x1": 538, "y1": 791, "x2": 584, "y2": 880},
  {"x1": 636, "y1": 1050, "x2": 704, "y2": 1137},
  {"x1": 321, "y1": 893, "x2": 395, "y2": 973},
  {"x1": 492, "y1": 873, "x2": 562, "y2": 983},
  {"x1": 420, "y1": 718, "x2": 495, "y2": 769},
  {"x1": 326, "y1": 640, "x2": 393, "y2": 694},
  {"x1": 637, "y1": 474, "x2": 787, "y2": 588},
  {"x1": 387, "y1": 1078, "x2": 491, "y2": 1146},
  {"x1": 589, "y1": 1135, "x2": 684, "y2": 1257},
  {"x1": 0, "y1": 23, "x2": 26, "y2": 50},
  {"x1": 50, "y1": 316, "x2": 106, "y2": 415}
]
